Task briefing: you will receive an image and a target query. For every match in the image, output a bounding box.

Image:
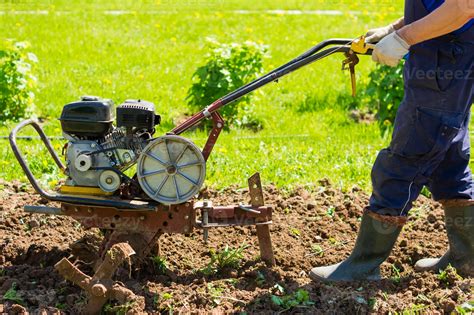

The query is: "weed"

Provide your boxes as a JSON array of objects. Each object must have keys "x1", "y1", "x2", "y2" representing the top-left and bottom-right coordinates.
[
  {"x1": 151, "y1": 255, "x2": 168, "y2": 274},
  {"x1": 256, "y1": 271, "x2": 266, "y2": 286},
  {"x1": 437, "y1": 264, "x2": 462, "y2": 285},
  {"x1": 391, "y1": 264, "x2": 401, "y2": 284},
  {"x1": 55, "y1": 302, "x2": 66, "y2": 310},
  {"x1": 103, "y1": 301, "x2": 136, "y2": 315},
  {"x1": 289, "y1": 227, "x2": 301, "y2": 237},
  {"x1": 201, "y1": 243, "x2": 247, "y2": 275},
  {"x1": 395, "y1": 304, "x2": 427, "y2": 315},
  {"x1": 2, "y1": 282, "x2": 24, "y2": 305},
  {"x1": 456, "y1": 300, "x2": 474, "y2": 314},
  {"x1": 271, "y1": 288, "x2": 315, "y2": 311},
  {"x1": 326, "y1": 206, "x2": 336, "y2": 217},
  {"x1": 207, "y1": 283, "x2": 225, "y2": 306},
  {"x1": 311, "y1": 244, "x2": 324, "y2": 257},
  {"x1": 154, "y1": 292, "x2": 174, "y2": 313}
]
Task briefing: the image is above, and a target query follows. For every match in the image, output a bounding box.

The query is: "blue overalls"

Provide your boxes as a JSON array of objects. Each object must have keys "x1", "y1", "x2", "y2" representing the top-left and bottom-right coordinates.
[{"x1": 369, "y1": 0, "x2": 474, "y2": 216}]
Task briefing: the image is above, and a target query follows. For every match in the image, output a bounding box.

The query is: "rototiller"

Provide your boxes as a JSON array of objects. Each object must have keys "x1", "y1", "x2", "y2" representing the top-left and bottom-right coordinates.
[{"x1": 9, "y1": 37, "x2": 373, "y2": 312}]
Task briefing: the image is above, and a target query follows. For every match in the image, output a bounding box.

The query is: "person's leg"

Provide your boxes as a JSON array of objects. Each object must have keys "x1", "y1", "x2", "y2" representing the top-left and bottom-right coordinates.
[
  {"x1": 309, "y1": 99, "x2": 464, "y2": 282},
  {"x1": 427, "y1": 113, "x2": 473, "y2": 201},
  {"x1": 415, "y1": 114, "x2": 474, "y2": 276}
]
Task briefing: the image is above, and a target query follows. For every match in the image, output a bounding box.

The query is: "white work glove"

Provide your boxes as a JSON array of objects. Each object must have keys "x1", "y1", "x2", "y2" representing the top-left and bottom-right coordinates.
[
  {"x1": 372, "y1": 32, "x2": 410, "y2": 67},
  {"x1": 365, "y1": 24, "x2": 395, "y2": 43}
]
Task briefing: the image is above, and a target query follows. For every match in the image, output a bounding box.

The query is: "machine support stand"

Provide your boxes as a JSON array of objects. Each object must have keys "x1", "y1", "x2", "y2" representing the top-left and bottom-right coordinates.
[{"x1": 248, "y1": 173, "x2": 275, "y2": 266}]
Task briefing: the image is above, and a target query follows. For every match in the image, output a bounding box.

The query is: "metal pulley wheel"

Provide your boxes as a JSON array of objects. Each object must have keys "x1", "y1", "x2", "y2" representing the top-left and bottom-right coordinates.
[
  {"x1": 137, "y1": 135, "x2": 206, "y2": 205},
  {"x1": 98, "y1": 170, "x2": 121, "y2": 192}
]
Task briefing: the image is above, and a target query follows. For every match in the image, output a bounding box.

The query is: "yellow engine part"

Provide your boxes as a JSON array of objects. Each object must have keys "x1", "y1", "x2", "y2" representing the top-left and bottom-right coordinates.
[{"x1": 60, "y1": 185, "x2": 114, "y2": 196}]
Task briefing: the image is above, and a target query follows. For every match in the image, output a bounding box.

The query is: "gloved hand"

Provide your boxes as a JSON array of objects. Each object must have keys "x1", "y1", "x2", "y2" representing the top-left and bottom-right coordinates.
[
  {"x1": 365, "y1": 24, "x2": 395, "y2": 43},
  {"x1": 372, "y1": 32, "x2": 410, "y2": 67}
]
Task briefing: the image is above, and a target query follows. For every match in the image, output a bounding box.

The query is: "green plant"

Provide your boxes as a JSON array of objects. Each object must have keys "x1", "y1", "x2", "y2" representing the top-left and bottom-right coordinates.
[
  {"x1": 256, "y1": 271, "x2": 266, "y2": 286},
  {"x1": 0, "y1": 40, "x2": 38, "y2": 123},
  {"x1": 395, "y1": 304, "x2": 428, "y2": 315},
  {"x1": 326, "y1": 206, "x2": 335, "y2": 217},
  {"x1": 201, "y1": 243, "x2": 247, "y2": 275},
  {"x1": 151, "y1": 255, "x2": 168, "y2": 274},
  {"x1": 391, "y1": 264, "x2": 401, "y2": 284},
  {"x1": 271, "y1": 288, "x2": 314, "y2": 311},
  {"x1": 289, "y1": 227, "x2": 301, "y2": 237},
  {"x1": 437, "y1": 264, "x2": 462, "y2": 285},
  {"x1": 186, "y1": 38, "x2": 268, "y2": 127},
  {"x1": 311, "y1": 244, "x2": 324, "y2": 257},
  {"x1": 55, "y1": 302, "x2": 66, "y2": 310},
  {"x1": 456, "y1": 300, "x2": 474, "y2": 314},
  {"x1": 364, "y1": 62, "x2": 404, "y2": 136},
  {"x1": 103, "y1": 301, "x2": 136, "y2": 314},
  {"x1": 2, "y1": 282, "x2": 24, "y2": 305},
  {"x1": 207, "y1": 283, "x2": 225, "y2": 306},
  {"x1": 154, "y1": 292, "x2": 174, "y2": 313}
]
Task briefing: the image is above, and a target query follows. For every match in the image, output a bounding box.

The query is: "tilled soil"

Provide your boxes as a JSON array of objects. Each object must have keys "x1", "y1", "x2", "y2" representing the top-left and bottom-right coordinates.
[{"x1": 0, "y1": 179, "x2": 472, "y2": 314}]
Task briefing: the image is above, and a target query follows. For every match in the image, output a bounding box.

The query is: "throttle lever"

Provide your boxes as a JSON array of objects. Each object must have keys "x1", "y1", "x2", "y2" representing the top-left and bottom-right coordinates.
[{"x1": 342, "y1": 52, "x2": 359, "y2": 97}]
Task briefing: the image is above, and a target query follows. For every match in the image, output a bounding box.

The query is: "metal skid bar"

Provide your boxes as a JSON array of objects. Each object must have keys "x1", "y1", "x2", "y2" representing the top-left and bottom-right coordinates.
[{"x1": 9, "y1": 119, "x2": 157, "y2": 210}]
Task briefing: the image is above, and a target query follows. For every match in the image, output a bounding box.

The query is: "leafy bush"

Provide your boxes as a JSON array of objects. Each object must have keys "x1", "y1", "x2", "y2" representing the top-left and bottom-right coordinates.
[
  {"x1": 364, "y1": 62, "x2": 404, "y2": 136},
  {"x1": 0, "y1": 40, "x2": 38, "y2": 123},
  {"x1": 186, "y1": 38, "x2": 268, "y2": 127}
]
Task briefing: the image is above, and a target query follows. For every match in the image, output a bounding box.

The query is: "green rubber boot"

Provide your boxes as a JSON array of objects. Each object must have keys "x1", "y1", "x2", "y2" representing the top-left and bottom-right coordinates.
[
  {"x1": 309, "y1": 210, "x2": 406, "y2": 282},
  {"x1": 415, "y1": 200, "x2": 474, "y2": 276}
]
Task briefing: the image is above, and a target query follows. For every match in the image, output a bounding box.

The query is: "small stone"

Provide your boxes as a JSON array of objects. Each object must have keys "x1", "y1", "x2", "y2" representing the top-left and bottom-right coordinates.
[
  {"x1": 399, "y1": 239, "x2": 408, "y2": 247},
  {"x1": 307, "y1": 201, "x2": 317, "y2": 210},
  {"x1": 29, "y1": 219, "x2": 40, "y2": 229},
  {"x1": 10, "y1": 304, "x2": 27, "y2": 314}
]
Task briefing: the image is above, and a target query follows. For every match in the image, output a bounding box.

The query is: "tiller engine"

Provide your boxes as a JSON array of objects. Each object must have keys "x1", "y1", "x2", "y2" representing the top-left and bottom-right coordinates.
[{"x1": 9, "y1": 37, "x2": 373, "y2": 313}]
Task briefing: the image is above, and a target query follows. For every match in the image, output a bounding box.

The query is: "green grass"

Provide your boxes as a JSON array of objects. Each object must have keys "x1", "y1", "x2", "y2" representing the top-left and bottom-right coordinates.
[{"x1": 0, "y1": 0, "x2": 404, "y2": 190}]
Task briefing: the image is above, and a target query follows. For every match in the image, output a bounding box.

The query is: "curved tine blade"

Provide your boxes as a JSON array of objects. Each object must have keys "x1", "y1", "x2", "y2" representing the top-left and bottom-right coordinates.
[
  {"x1": 154, "y1": 175, "x2": 170, "y2": 196},
  {"x1": 141, "y1": 169, "x2": 166, "y2": 177},
  {"x1": 174, "y1": 144, "x2": 188, "y2": 164},
  {"x1": 177, "y1": 160, "x2": 201, "y2": 169},
  {"x1": 173, "y1": 176, "x2": 181, "y2": 199},
  {"x1": 146, "y1": 152, "x2": 167, "y2": 166},
  {"x1": 177, "y1": 170, "x2": 198, "y2": 186}
]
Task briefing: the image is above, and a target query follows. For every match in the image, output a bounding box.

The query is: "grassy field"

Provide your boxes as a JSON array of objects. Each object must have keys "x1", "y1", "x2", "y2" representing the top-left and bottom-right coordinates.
[{"x1": 0, "y1": 0, "x2": 404, "y2": 190}]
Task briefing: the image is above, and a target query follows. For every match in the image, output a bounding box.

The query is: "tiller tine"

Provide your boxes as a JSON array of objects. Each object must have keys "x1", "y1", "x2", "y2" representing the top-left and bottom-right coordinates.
[{"x1": 55, "y1": 243, "x2": 145, "y2": 314}]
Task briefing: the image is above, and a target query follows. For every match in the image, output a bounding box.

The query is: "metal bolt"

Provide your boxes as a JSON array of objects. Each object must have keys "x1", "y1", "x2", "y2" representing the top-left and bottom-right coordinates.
[
  {"x1": 184, "y1": 215, "x2": 189, "y2": 220},
  {"x1": 91, "y1": 284, "x2": 107, "y2": 297},
  {"x1": 87, "y1": 208, "x2": 92, "y2": 213},
  {"x1": 183, "y1": 226, "x2": 189, "y2": 233},
  {"x1": 139, "y1": 216, "x2": 145, "y2": 221},
  {"x1": 217, "y1": 123, "x2": 223, "y2": 129},
  {"x1": 202, "y1": 209, "x2": 209, "y2": 244}
]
